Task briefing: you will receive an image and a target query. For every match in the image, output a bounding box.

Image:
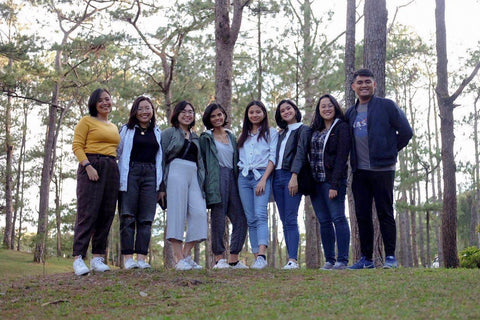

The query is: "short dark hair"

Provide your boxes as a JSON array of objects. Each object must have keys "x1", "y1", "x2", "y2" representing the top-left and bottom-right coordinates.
[
  {"x1": 170, "y1": 100, "x2": 195, "y2": 129},
  {"x1": 202, "y1": 103, "x2": 229, "y2": 130},
  {"x1": 126, "y1": 96, "x2": 156, "y2": 129},
  {"x1": 237, "y1": 100, "x2": 270, "y2": 148},
  {"x1": 352, "y1": 68, "x2": 375, "y2": 82},
  {"x1": 88, "y1": 88, "x2": 110, "y2": 117},
  {"x1": 311, "y1": 94, "x2": 345, "y2": 132},
  {"x1": 275, "y1": 99, "x2": 302, "y2": 129}
]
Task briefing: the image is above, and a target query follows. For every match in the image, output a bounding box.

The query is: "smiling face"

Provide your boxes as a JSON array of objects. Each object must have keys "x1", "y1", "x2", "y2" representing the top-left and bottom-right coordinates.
[
  {"x1": 95, "y1": 91, "x2": 112, "y2": 117},
  {"x1": 279, "y1": 102, "x2": 297, "y2": 125},
  {"x1": 318, "y1": 97, "x2": 335, "y2": 122},
  {"x1": 209, "y1": 107, "x2": 226, "y2": 129},
  {"x1": 136, "y1": 100, "x2": 153, "y2": 128},
  {"x1": 351, "y1": 75, "x2": 376, "y2": 103},
  {"x1": 178, "y1": 104, "x2": 194, "y2": 128},
  {"x1": 248, "y1": 104, "x2": 266, "y2": 126}
]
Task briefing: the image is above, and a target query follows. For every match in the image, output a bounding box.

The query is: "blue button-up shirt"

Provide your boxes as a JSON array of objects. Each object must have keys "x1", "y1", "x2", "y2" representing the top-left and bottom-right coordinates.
[{"x1": 238, "y1": 127, "x2": 278, "y2": 180}]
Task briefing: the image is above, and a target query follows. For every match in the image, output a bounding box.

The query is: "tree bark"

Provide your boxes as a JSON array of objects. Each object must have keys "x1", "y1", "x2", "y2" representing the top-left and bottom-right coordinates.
[
  {"x1": 435, "y1": 0, "x2": 480, "y2": 267},
  {"x1": 363, "y1": 0, "x2": 387, "y2": 97},
  {"x1": 215, "y1": 0, "x2": 250, "y2": 117},
  {"x1": 3, "y1": 72, "x2": 14, "y2": 249}
]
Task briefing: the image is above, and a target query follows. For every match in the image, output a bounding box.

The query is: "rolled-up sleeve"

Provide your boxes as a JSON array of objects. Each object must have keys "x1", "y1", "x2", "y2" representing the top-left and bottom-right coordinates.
[{"x1": 268, "y1": 128, "x2": 278, "y2": 165}]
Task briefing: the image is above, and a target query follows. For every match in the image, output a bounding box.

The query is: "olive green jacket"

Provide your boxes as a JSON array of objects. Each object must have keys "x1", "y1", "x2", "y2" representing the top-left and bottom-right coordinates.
[
  {"x1": 199, "y1": 130, "x2": 239, "y2": 208},
  {"x1": 160, "y1": 127, "x2": 205, "y2": 197}
]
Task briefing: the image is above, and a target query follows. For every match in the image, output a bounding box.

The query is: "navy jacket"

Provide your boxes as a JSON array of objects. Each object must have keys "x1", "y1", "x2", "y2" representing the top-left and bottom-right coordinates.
[{"x1": 345, "y1": 95, "x2": 413, "y2": 171}]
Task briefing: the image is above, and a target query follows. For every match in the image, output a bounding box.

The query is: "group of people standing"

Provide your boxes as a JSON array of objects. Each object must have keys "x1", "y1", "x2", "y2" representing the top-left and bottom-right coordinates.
[{"x1": 71, "y1": 68, "x2": 412, "y2": 275}]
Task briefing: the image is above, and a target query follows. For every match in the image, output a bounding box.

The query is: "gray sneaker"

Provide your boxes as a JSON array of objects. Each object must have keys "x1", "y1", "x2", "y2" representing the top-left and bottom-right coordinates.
[
  {"x1": 332, "y1": 261, "x2": 347, "y2": 270},
  {"x1": 320, "y1": 261, "x2": 334, "y2": 270},
  {"x1": 175, "y1": 258, "x2": 193, "y2": 271}
]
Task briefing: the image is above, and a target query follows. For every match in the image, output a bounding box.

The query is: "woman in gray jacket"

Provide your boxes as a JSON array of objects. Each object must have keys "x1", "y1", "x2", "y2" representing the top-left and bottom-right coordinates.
[
  {"x1": 159, "y1": 101, "x2": 207, "y2": 271},
  {"x1": 199, "y1": 103, "x2": 248, "y2": 269}
]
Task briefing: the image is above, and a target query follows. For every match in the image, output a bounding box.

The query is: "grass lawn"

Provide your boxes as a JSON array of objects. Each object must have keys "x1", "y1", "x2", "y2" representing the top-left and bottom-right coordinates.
[{"x1": 1, "y1": 250, "x2": 479, "y2": 319}]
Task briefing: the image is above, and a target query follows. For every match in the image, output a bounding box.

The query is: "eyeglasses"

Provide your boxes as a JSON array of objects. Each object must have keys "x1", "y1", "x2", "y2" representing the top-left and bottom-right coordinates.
[{"x1": 180, "y1": 110, "x2": 194, "y2": 115}]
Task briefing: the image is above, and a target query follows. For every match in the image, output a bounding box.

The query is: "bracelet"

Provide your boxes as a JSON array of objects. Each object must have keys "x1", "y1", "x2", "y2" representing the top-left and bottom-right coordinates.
[{"x1": 84, "y1": 162, "x2": 91, "y2": 168}]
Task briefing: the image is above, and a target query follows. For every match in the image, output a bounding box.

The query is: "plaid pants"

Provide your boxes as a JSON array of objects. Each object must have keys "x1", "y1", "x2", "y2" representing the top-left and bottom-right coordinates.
[{"x1": 73, "y1": 155, "x2": 119, "y2": 258}]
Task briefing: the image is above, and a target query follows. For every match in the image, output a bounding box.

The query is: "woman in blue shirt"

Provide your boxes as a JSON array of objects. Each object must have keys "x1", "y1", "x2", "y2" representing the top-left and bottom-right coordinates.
[{"x1": 237, "y1": 101, "x2": 278, "y2": 269}]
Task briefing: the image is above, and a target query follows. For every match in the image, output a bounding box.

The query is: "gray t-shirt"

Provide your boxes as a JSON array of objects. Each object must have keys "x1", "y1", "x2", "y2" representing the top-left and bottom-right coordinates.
[
  {"x1": 353, "y1": 103, "x2": 395, "y2": 171},
  {"x1": 214, "y1": 138, "x2": 234, "y2": 169}
]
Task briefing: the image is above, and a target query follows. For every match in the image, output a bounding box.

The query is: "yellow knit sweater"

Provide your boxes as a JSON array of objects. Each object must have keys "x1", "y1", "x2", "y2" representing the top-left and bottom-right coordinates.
[{"x1": 72, "y1": 116, "x2": 120, "y2": 163}]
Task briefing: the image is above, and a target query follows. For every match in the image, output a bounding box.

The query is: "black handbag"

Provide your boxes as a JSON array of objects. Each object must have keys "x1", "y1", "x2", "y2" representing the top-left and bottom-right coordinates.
[{"x1": 298, "y1": 161, "x2": 315, "y2": 195}]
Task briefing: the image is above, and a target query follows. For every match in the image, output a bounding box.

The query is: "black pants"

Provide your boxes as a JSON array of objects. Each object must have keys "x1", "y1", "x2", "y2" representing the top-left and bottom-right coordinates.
[
  {"x1": 73, "y1": 155, "x2": 119, "y2": 258},
  {"x1": 119, "y1": 162, "x2": 157, "y2": 255},
  {"x1": 351, "y1": 169, "x2": 396, "y2": 259}
]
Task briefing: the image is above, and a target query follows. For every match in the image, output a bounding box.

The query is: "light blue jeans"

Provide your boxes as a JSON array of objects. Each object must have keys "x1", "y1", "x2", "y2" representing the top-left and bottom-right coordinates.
[{"x1": 238, "y1": 170, "x2": 272, "y2": 253}]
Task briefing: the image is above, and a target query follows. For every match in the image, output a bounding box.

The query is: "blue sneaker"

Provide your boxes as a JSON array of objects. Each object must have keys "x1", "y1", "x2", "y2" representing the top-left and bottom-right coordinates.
[
  {"x1": 383, "y1": 256, "x2": 398, "y2": 269},
  {"x1": 347, "y1": 256, "x2": 374, "y2": 269}
]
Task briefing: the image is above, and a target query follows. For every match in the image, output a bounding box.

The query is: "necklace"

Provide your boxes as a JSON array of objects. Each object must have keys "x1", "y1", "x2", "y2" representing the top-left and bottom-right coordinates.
[{"x1": 139, "y1": 127, "x2": 148, "y2": 135}]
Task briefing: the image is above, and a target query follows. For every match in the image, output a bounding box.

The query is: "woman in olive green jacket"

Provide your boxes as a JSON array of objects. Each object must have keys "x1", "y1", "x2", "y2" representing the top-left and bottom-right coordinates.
[{"x1": 199, "y1": 103, "x2": 248, "y2": 269}]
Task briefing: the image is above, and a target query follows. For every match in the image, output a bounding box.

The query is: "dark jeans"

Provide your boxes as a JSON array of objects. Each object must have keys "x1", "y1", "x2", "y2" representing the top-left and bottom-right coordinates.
[
  {"x1": 352, "y1": 169, "x2": 396, "y2": 259},
  {"x1": 119, "y1": 162, "x2": 157, "y2": 255},
  {"x1": 273, "y1": 169, "x2": 301, "y2": 260},
  {"x1": 73, "y1": 155, "x2": 119, "y2": 258},
  {"x1": 310, "y1": 180, "x2": 350, "y2": 264},
  {"x1": 211, "y1": 167, "x2": 247, "y2": 256}
]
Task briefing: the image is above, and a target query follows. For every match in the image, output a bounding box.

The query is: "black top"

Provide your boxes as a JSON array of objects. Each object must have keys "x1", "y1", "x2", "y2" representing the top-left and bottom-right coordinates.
[
  {"x1": 178, "y1": 138, "x2": 198, "y2": 163},
  {"x1": 130, "y1": 127, "x2": 159, "y2": 164}
]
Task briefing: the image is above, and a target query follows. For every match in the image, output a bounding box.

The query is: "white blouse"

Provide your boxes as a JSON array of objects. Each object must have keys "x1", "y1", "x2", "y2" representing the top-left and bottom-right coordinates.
[{"x1": 238, "y1": 127, "x2": 278, "y2": 180}]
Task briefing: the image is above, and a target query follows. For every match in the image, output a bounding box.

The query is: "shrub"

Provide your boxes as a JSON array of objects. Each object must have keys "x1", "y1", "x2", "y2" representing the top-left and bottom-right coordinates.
[{"x1": 459, "y1": 246, "x2": 480, "y2": 268}]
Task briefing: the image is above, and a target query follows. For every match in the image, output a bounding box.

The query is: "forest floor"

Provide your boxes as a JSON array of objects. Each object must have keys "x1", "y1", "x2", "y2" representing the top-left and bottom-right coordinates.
[{"x1": 1, "y1": 249, "x2": 479, "y2": 319}]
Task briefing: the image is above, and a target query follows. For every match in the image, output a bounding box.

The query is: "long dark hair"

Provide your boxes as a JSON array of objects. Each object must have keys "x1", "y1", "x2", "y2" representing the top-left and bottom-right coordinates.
[
  {"x1": 237, "y1": 100, "x2": 270, "y2": 148},
  {"x1": 202, "y1": 103, "x2": 229, "y2": 129},
  {"x1": 275, "y1": 99, "x2": 302, "y2": 129},
  {"x1": 88, "y1": 88, "x2": 110, "y2": 116},
  {"x1": 170, "y1": 100, "x2": 195, "y2": 129},
  {"x1": 310, "y1": 94, "x2": 345, "y2": 132},
  {"x1": 126, "y1": 96, "x2": 156, "y2": 129}
]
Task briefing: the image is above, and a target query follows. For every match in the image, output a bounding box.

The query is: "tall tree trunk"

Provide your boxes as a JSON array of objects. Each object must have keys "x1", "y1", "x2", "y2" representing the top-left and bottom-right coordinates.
[
  {"x1": 304, "y1": 198, "x2": 320, "y2": 268},
  {"x1": 435, "y1": 0, "x2": 480, "y2": 267},
  {"x1": 363, "y1": 0, "x2": 388, "y2": 265},
  {"x1": 215, "y1": 0, "x2": 250, "y2": 117},
  {"x1": 54, "y1": 174, "x2": 62, "y2": 257},
  {"x1": 470, "y1": 92, "x2": 480, "y2": 247},
  {"x1": 363, "y1": 0, "x2": 387, "y2": 97},
  {"x1": 3, "y1": 58, "x2": 14, "y2": 249},
  {"x1": 345, "y1": 0, "x2": 360, "y2": 262}
]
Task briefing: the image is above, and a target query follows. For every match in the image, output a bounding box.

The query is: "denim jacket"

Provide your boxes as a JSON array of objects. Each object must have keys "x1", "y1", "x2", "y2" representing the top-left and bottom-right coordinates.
[{"x1": 117, "y1": 124, "x2": 163, "y2": 192}]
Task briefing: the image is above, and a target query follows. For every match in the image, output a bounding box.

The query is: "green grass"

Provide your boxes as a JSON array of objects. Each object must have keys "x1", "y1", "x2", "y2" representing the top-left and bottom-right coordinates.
[
  {"x1": 1, "y1": 250, "x2": 479, "y2": 319},
  {"x1": 0, "y1": 249, "x2": 72, "y2": 279}
]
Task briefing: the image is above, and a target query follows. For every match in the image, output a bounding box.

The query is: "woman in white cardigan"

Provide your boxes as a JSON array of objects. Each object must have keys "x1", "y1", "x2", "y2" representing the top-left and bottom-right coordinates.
[{"x1": 117, "y1": 96, "x2": 162, "y2": 269}]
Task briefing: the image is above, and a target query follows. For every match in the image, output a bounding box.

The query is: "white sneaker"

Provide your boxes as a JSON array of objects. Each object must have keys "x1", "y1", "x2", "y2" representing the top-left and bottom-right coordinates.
[
  {"x1": 231, "y1": 261, "x2": 249, "y2": 269},
  {"x1": 213, "y1": 259, "x2": 231, "y2": 269},
  {"x1": 185, "y1": 255, "x2": 203, "y2": 269},
  {"x1": 251, "y1": 256, "x2": 267, "y2": 269},
  {"x1": 175, "y1": 258, "x2": 193, "y2": 271},
  {"x1": 283, "y1": 261, "x2": 299, "y2": 270},
  {"x1": 90, "y1": 257, "x2": 110, "y2": 272},
  {"x1": 137, "y1": 260, "x2": 151, "y2": 269},
  {"x1": 73, "y1": 257, "x2": 90, "y2": 276},
  {"x1": 124, "y1": 258, "x2": 139, "y2": 270}
]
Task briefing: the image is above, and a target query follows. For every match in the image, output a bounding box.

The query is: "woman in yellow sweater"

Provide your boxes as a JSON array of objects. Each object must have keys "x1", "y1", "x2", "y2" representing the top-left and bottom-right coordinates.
[{"x1": 71, "y1": 88, "x2": 120, "y2": 276}]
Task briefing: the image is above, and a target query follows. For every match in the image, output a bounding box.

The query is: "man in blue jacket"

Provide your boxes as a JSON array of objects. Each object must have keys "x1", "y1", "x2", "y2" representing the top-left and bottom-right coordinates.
[{"x1": 345, "y1": 68, "x2": 413, "y2": 269}]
